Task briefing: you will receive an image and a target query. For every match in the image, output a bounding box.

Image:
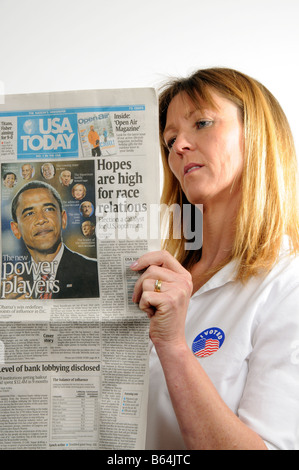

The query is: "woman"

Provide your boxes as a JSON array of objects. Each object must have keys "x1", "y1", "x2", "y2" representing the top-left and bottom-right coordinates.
[
  {"x1": 131, "y1": 68, "x2": 299, "y2": 450},
  {"x1": 72, "y1": 183, "x2": 86, "y2": 201}
]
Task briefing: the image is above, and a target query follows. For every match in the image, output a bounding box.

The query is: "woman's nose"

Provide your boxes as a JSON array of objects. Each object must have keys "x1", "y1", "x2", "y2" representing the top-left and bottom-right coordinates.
[{"x1": 172, "y1": 132, "x2": 194, "y2": 154}]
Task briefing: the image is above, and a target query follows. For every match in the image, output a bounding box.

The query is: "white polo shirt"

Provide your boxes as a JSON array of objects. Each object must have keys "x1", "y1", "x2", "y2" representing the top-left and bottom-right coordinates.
[{"x1": 146, "y1": 247, "x2": 299, "y2": 450}]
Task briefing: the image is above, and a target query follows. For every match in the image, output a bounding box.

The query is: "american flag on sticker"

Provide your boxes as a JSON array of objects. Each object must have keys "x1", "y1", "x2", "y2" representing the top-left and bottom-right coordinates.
[{"x1": 192, "y1": 328, "x2": 225, "y2": 358}]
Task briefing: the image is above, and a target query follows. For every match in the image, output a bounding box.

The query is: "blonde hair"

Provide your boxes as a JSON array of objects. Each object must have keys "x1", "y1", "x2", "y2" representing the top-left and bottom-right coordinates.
[{"x1": 159, "y1": 67, "x2": 299, "y2": 281}]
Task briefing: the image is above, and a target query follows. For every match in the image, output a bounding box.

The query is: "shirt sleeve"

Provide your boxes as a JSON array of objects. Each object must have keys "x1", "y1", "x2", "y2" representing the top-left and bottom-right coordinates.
[{"x1": 237, "y1": 280, "x2": 299, "y2": 450}]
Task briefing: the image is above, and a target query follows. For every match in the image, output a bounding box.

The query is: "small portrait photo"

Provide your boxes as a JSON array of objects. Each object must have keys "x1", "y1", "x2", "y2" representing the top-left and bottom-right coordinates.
[
  {"x1": 72, "y1": 183, "x2": 87, "y2": 201},
  {"x1": 41, "y1": 162, "x2": 55, "y2": 180},
  {"x1": 81, "y1": 220, "x2": 95, "y2": 237},
  {"x1": 21, "y1": 163, "x2": 35, "y2": 180},
  {"x1": 80, "y1": 200, "x2": 94, "y2": 218},
  {"x1": 3, "y1": 172, "x2": 17, "y2": 188},
  {"x1": 59, "y1": 169, "x2": 73, "y2": 187}
]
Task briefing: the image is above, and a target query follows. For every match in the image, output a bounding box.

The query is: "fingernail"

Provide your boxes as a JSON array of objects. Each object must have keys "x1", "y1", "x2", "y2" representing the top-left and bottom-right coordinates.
[{"x1": 130, "y1": 261, "x2": 138, "y2": 269}]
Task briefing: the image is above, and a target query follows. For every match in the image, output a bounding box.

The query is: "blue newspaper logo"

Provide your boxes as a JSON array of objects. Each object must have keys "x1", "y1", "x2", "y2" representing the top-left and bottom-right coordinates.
[{"x1": 17, "y1": 113, "x2": 78, "y2": 158}]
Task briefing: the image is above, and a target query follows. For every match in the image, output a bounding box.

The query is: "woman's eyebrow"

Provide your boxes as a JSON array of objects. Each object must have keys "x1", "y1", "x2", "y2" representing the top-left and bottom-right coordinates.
[{"x1": 163, "y1": 110, "x2": 199, "y2": 138}]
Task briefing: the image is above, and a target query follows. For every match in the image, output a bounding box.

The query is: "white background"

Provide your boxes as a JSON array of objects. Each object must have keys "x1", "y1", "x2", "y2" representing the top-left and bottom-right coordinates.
[{"x1": 1, "y1": 0, "x2": 298, "y2": 150}]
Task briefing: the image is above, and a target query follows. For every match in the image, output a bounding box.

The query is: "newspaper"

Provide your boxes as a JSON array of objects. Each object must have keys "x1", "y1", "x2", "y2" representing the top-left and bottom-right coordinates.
[{"x1": 0, "y1": 88, "x2": 160, "y2": 450}]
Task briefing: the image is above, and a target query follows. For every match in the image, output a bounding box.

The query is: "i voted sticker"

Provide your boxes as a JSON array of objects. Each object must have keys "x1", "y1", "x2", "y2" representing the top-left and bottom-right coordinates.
[{"x1": 192, "y1": 327, "x2": 225, "y2": 358}]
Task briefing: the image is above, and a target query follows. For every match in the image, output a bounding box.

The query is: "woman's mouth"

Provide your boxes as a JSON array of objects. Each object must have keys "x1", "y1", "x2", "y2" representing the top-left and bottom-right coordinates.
[{"x1": 184, "y1": 163, "x2": 204, "y2": 175}]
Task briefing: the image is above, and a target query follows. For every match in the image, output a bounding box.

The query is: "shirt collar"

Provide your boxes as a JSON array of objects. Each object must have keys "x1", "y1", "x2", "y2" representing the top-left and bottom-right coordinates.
[
  {"x1": 192, "y1": 259, "x2": 238, "y2": 298},
  {"x1": 192, "y1": 236, "x2": 294, "y2": 298}
]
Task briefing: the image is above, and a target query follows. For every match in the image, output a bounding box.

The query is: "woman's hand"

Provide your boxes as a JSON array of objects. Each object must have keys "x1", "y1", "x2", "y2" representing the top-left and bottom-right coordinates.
[{"x1": 131, "y1": 250, "x2": 193, "y2": 348}]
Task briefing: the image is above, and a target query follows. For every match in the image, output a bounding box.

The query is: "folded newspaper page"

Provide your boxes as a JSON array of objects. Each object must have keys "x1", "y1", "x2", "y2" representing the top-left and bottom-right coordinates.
[{"x1": 0, "y1": 88, "x2": 160, "y2": 449}]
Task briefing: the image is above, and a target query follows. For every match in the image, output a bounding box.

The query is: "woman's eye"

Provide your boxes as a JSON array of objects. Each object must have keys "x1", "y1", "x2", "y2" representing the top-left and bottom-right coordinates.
[
  {"x1": 196, "y1": 120, "x2": 212, "y2": 129},
  {"x1": 166, "y1": 137, "x2": 176, "y2": 150}
]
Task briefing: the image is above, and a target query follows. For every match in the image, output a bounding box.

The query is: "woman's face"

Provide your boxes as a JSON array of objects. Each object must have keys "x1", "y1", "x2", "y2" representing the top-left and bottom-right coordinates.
[
  {"x1": 163, "y1": 90, "x2": 244, "y2": 207},
  {"x1": 73, "y1": 185, "x2": 85, "y2": 200},
  {"x1": 4, "y1": 174, "x2": 16, "y2": 187}
]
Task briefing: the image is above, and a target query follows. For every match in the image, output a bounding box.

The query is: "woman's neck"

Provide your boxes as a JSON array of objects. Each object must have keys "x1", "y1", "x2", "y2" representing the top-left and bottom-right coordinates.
[{"x1": 190, "y1": 193, "x2": 241, "y2": 293}]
